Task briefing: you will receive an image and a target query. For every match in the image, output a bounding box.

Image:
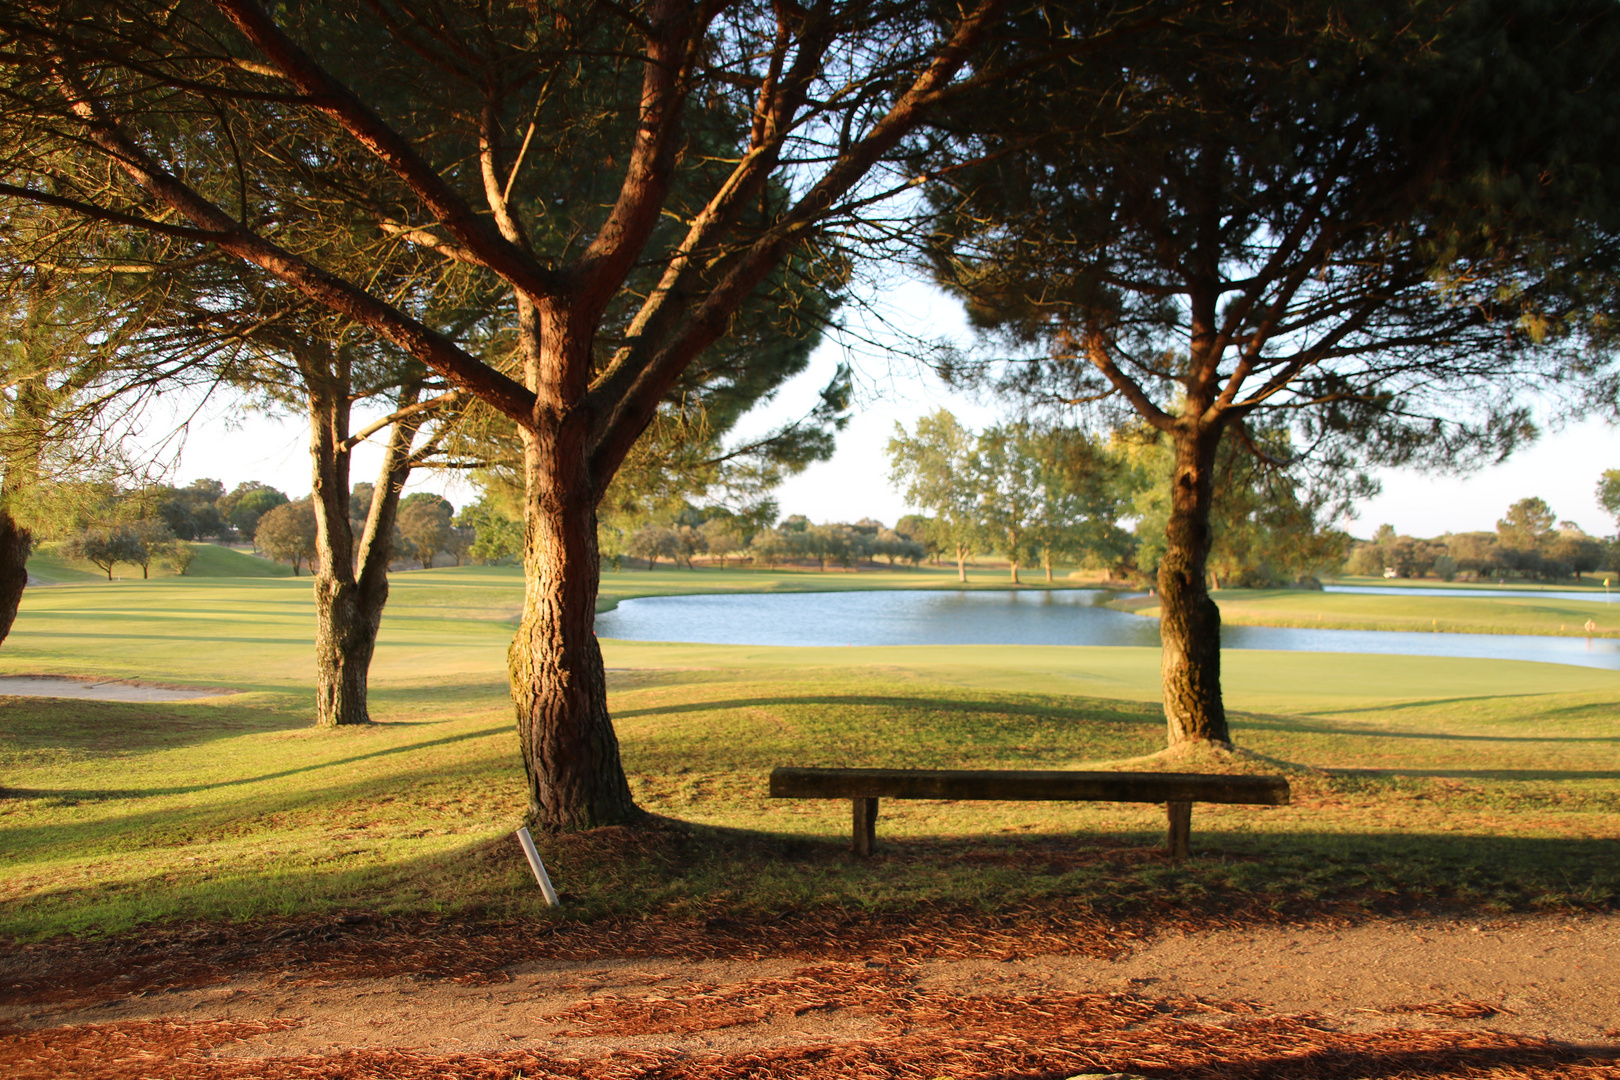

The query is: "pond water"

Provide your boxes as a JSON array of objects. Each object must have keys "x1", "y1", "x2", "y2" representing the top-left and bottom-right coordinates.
[{"x1": 595, "y1": 588, "x2": 1620, "y2": 670}]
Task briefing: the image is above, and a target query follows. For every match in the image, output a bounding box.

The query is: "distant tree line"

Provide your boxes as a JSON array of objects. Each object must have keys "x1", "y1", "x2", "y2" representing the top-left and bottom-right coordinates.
[
  {"x1": 591, "y1": 505, "x2": 929, "y2": 574},
  {"x1": 1347, "y1": 498, "x2": 1610, "y2": 583},
  {"x1": 44, "y1": 477, "x2": 504, "y2": 579}
]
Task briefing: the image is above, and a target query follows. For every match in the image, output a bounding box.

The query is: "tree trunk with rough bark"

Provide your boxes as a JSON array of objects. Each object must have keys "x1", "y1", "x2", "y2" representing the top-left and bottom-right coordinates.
[
  {"x1": 0, "y1": 504, "x2": 30, "y2": 646},
  {"x1": 1157, "y1": 421, "x2": 1231, "y2": 747},
  {"x1": 510, "y1": 420, "x2": 639, "y2": 831},
  {"x1": 303, "y1": 354, "x2": 426, "y2": 728},
  {"x1": 1, "y1": 380, "x2": 45, "y2": 647}
]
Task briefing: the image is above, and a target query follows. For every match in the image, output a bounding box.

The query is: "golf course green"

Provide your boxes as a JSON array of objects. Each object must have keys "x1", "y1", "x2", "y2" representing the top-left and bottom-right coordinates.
[{"x1": 1, "y1": 551, "x2": 1615, "y2": 942}]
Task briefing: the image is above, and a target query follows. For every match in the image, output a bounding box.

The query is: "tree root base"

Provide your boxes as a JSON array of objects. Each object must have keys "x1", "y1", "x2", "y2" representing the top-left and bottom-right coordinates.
[{"x1": 1109, "y1": 740, "x2": 1324, "y2": 776}]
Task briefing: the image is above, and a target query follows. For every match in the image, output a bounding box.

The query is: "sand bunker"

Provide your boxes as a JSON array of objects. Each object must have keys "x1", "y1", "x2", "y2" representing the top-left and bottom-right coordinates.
[{"x1": 0, "y1": 675, "x2": 234, "y2": 702}]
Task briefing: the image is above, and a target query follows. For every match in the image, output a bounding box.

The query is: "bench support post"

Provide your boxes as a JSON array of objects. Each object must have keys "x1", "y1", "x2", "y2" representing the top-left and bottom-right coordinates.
[
  {"x1": 852, "y1": 797, "x2": 878, "y2": 856},
  {"x1": 1166, "y1": 800, "x2": 1191, "y2": 859}
]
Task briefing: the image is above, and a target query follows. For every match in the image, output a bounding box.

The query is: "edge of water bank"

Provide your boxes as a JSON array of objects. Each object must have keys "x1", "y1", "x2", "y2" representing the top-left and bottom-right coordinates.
[
  {"x1": 1109, "y1": 595, "x2": 1620, "y2": 638},
  {"x1": 595, "y1": 577, "x2": 1140, "y2": 615}
]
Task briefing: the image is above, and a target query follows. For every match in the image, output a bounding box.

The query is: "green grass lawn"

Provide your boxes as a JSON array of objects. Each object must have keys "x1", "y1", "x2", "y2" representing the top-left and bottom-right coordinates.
[
  {"x1": 1, "y1": 568, "x2": 1617, "y2": 942},
  {"x1": 1121, "y1": 585, "x2": 1620, "y2": 636},
  {"x1": 1329, "y1": 573, "x2": 1615, "y2": 593}
]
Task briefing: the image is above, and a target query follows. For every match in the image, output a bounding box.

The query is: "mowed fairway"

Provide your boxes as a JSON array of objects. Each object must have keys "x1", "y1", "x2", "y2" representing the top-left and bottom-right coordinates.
[
  {"x1": 1, "y1": 561, "x2": 1617, "y2": 943},
  {"x1": 1124, "y1": 582, "x2": 1620, "y2": 637}
]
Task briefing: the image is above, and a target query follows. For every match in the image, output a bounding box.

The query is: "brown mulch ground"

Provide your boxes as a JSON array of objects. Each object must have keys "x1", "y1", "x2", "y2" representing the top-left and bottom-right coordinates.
[
  {"x1": 4, "y1": 911, "x2": 1617, "y2": 1079},
  {"x1": 0, "y1": 832, "x2": 1352, "y2": 1014},
  {"x1": 3, "y1": 987, "x2": 1616, "y2": 1080},
  {"x1": 3, "y1": 823, "x2": 1611, "y2": 1079},
  {"x1": 0, "y1": 903, "x2": 1159, "y2": 1010}
]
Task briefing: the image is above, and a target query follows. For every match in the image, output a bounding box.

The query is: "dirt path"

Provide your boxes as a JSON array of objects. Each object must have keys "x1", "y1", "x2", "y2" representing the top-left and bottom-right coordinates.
[{"x1": 4, "y1": 912, "x2": 1615, "y2": 1078}]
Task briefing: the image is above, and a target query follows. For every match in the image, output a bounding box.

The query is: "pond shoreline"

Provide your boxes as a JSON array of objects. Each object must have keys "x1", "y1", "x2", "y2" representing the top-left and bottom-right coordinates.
[{"x1": 595, "y1": 588, "x2": 1620, "y2": 669}]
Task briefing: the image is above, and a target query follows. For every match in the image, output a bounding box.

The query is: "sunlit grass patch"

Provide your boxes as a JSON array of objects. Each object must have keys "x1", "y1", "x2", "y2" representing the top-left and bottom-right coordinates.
[
  {"x1": 0, "y1": 572, "x2": 1616, "y2": 942},
  {"x1": 1128, "y1": 585, "x2": 1620, "y2": 636}
]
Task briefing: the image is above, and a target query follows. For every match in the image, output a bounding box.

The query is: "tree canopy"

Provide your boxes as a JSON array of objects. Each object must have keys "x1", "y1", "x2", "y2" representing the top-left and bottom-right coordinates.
[
  {"x1": 0, "y1": 0, "x2": 1039, "y2": 828},
  {"x1": 918, "y1": 0, "x2": 1620, "y2": 748}
]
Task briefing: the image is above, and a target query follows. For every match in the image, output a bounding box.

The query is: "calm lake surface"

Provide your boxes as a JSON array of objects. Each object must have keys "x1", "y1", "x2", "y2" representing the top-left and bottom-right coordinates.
[{"x1": 595, "y1": 588, "x2": 1620, "y2": 670}]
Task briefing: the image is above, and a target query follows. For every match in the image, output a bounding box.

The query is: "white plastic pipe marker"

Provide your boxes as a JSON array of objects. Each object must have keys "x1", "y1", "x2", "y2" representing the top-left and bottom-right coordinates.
[{"x1": 514, "y1": 826, "x2": 561, "y2": 908}]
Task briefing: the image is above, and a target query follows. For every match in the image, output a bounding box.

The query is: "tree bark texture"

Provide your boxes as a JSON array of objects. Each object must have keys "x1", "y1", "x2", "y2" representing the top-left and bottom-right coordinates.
[
  {"x1": 1157, "y1": 423, "x2": 1231, "y2": 746},
  {"x1": 1, "y1": 379, "x2": 44, "y2": 647},
  {"x1": 0, "y1": 504, "x2": 31, "y2": 647},
  {"x1": 305, "y1": 361, "x2": 424, "y2": 728},
  {"x1": 510, "y1": 418, "x2": 638, "y2": 831}
]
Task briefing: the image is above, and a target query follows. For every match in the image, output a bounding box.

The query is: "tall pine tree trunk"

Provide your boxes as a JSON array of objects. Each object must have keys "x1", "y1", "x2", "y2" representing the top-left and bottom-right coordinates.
[
  {"x1": 1157, "y1": 421, "x2": 1230, "y2": 746},
  {"x1": 0, "y1": 503, "x2": 30, "y2": 646},
  {"x1": 510, "y1": 416, "x2": 638, "y2": 831},
  {"x1": 1, "y1": 378, "x2": 45, "y2": 646}
]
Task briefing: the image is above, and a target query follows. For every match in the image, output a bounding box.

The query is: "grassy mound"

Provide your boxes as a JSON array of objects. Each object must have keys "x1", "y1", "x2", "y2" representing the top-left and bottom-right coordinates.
[
  {"x1": 1122, "y1": 585, "x2": 1620, "y2": 637},
  {"x1": 182, "y1": 543, "x2": 296, "y2": 578},
  {"x1": 26, "y1": 542, "x2": 293, "y2": 583}
]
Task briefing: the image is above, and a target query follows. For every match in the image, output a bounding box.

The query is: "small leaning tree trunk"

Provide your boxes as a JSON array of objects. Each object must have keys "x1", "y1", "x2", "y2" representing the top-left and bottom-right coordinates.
[
  {"x1": 1157, "y1": 417, "x2": 1231, "y2": 747},
  {"x1": 307, "y1": 368, "x2": 368, "y2": 727},
  {"x1": 303, "y1": 346, "x2": 434, "y2": 728}
]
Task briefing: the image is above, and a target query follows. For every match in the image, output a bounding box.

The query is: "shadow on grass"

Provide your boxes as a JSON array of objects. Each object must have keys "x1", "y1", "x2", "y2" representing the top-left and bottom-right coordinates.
[
  {"x1": 1237, "y1": 711, "x2": 1620, "y2": 744},
  {"x1": 0, "y1": 741, "x2": 520, "y2": 859},
  {"x1": 0, "y1": 697, "x2": 309, "y2": 755},
  {"x1": 1309, "y1": 692, "x2": 1619, "y2": 720},
  {"x1": 39, "y1": 814, "x2": 1620, "y2": 931},
  {"x1": 1328, "y1": 767, "x2": 1620, "y2": 781},
  {"x1": 1, "y1": 721, "x2": 512, "y2": 807},
  {"x1": 4, "y1": 817, "x2": 1617, "y2": 998},
  {"x1": 615, "y1": 693, "x2": 1162, "y2": 723}
]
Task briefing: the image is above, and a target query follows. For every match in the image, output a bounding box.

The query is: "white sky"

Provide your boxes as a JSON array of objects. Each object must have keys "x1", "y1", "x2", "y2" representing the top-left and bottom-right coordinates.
[{"x1": 155, "y1": 275, "x2": 1620, "y2": 541}]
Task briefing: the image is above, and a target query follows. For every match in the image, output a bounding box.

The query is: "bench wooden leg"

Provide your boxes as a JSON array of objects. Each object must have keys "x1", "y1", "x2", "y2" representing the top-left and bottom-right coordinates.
[
  {"x1": 852, "y1": 797, "x2": 878, "y2": 856},
  {"x1": 1166, "y1": 801, "x2": 1191, "y2": 858}
]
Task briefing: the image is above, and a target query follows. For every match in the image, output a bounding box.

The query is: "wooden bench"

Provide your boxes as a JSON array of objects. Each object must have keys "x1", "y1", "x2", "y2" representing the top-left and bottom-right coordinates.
[{"x1": 769, "y1": 766, "x2": 1290, "y2": 858}]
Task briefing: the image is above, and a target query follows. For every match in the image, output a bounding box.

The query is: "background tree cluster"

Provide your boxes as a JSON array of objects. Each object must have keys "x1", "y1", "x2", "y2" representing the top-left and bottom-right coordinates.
[
  {"x1": 40, "y1": 480, "x2": 222, "y2": 580},
  {"x1": 43, "y1": 475, "x2": 518, "y2": 580},
  {"x1": 885, "y1": 409, "x2": 1349, "y2": 588},
  {"x1": 739, "y1": 514, "x2": 929, "y2": 572},
  {"x1": 888, "y1": 410, "x2": 1134, "y2": 583},
  {"x1": 1347, "y1": 498, "x2": 1609, "y2": 582}
]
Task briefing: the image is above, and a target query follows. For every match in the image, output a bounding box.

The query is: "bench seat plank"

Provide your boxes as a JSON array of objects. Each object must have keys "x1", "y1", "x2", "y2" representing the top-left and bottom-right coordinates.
[{"x1": 770, "y1": 766, "x2": 1290, "y2": 806}]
